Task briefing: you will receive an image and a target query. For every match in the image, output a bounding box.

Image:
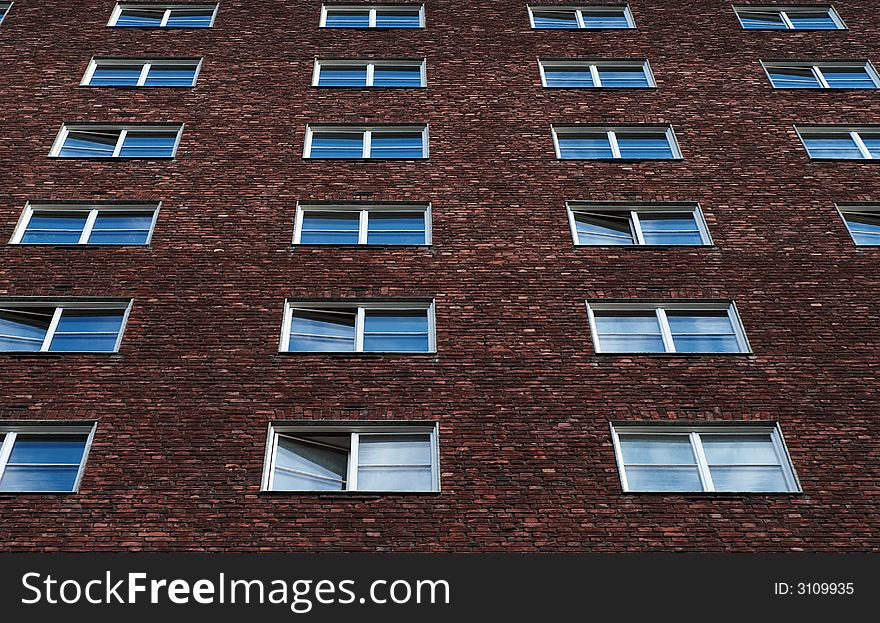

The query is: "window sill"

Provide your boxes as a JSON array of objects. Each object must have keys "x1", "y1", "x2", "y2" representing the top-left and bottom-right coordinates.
[
  {"x1": 78, "y1": 85, "x2": 195, "y2": 89},
  {"x1": 259, "y1": 490, "x2": 441, "y2": 497},
  {"x1": 593, "y1": 352, "x2": 754, "y2": 357},
  {"x1": 573, "y1": 244, "x2": 716, "y2": 249},
  {"x1": 557, "y1": 158, "x2": 683, "y2": 162},
  {"x1": 621, "y1": 491, "x2": 803, "y2": 497},
  {"x1": 277, "y1": 352, "x2": 437, "y2": 357},
  {"x1": 8, "y1": 244, "x2": 152, "y2": 248},
  {"x1": 0, "y1": 491, "x2": 79, "y2": 496},
  {"x1": 303, "y1": 158, "x2": 428, "y2": 161},
  {"x1": 311, "y1": 86, "x2": 427, "y2": 90},
  {"x1": 48, "y1": 157, "x2": 177, "y2": 161},
  {"x1": 543, "y1": 86, "x2": 657, "y2": 90},
  {"x1": 807, "y1": 158, "x2": 880, "y2": 162},
  {"x1": 0, "y1": 352, "x2": 123, "y2": 357},
  {"x1": 292, "y1": 244, "x2": 432, "y2": 249}
]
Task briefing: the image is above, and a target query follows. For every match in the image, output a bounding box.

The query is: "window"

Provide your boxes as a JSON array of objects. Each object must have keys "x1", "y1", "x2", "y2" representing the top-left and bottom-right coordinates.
[
  {"x1": 539, "y1": 59, "x2": 654, "y2": 88},
  {"x1": 263, "y1": 423, "x2": 439, "y2": 493},
  {"x1": 295, "y1": 204, "x2": 430, "y2": 245},
  {"x1": 313, "y1": 59, "x2": 426, "y2": 87},
  {"x1": 567, "y1": 203, "x2": 711, "y2": 246},
  {"x1": 611, "y1": 423, "x2": 800, "y2": 493},
  {"x1": 733, "y1": 5, "x2": 845, "y2": 30},
  {"x1": 553, "y1": 126, "x2": 682, "y2": 159},
  {"x1": 108, "y1": 3, "x2": 218, "y2": 27},
  {"x1": 0, "y1": 3, "x2": 11, "y2": 24},
  {"x1": 304, "y1": 125, "x2": 428, "y2": 159},
  {"x1": 0, "y1": 300, "x2": 131, "y2": 352},
  {"x1": 586, "y1": 301, "x2": 750, "y2": 354},
  {"x1": 320, "y1": 4, "x2": 424, "y2": 28},
  {"x1": 763, "y1": 61, "x2": 879, "y2": 89},
  {"x1": 10, "y1": 203, "x2": 159, "y2": 245},
  {"x1": 281, "y1": 301, "x2": 435, "y2": 353},
  {"x1": 0, "y1": 423, "x2": 96, "y2": 493},
  {"x1": 50, "y1": 124, "x2": 184, "y2": 159},
  {"x1": 528, "y1": 5, "x2": 635, "y2": 29},
  {"x1": 796, "y1": 126, "x2": 880, "y2": 160},
  {"x1": 82, "y1": 58, "x2": 202, "y2": 87},
  {"x1": 837, "y1": 204, "x2": 880, "y2": 246}
]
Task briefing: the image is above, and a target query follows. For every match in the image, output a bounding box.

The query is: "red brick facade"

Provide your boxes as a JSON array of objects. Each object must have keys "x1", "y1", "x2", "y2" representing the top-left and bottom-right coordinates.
[{"x1": 1, "y1": 0, "x2": 879, "y2": 551}]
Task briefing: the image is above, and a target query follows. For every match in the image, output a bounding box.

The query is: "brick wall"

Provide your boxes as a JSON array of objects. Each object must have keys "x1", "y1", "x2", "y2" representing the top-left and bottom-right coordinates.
[{"x1": 0, "y1": 0, "x2": 878, "y2": 551}]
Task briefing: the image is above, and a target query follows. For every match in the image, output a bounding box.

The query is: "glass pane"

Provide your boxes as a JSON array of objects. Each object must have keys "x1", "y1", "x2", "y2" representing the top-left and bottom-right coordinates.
[
  {"x1": 701, "y1": 434, "x2": 779, "y2": 464},
  {"x1": 358, "y1": 434, "x2": 432, "y2": 465},
  {"x1": 375, "y1": 10, "x2": 422, "y2": 28},
  {"x1": 318, "y1": 66, "x2": 368, "y2": 87},
  {"x1": 665, "y1": 311, "x2": 734, "y2": 334},
  {"x1": 0, "y1": 336, "x2": 43, "y2": 351},
  {"x1": 581, "y1": 8, "x2": 630, "y2": 28},
  {"x1": 26, "y1": 213, "x2": 89, "y2": 232},
  {"x1": 55, "y1": 311, "x2": 125, "y2": 333},
  {"x1": 47, "y1": 334, "x2": 119, "y2": 352},
  {"x1": 0, "y1": 308, "x2": 52, "y2": 341},
  {"x1": 367, "y1": 231, "x2": 426, "y2": 245},
  {"x1": 597, "y1": 335, "x2": 666, "y2": 352},
  {"x1": 639, "y1": 213, "x2": 704, "y2": 244},
  {"x1": 768, "y1": 67, "x2": 821, "y2": 89},
  {"x1": 0, "y1": 465, "x2": 80, "y2": 492},
  {"x1": 673, "y1": 335, "x2": 741, "y2": 353},
  {"x1": 531, "y1": 10, "x2": 579, "y2": 28},
  {"x1": 574, "y1": 212, "x2": 634, "y2": 245},
  {"x1": 274, "y1": 435, "x2": 348, "y2": 487},
  {"x1": 301, "y1": 212, "x2": 360, "y2": 231},
  {"x1": 165, "y1": 9, "x2": 215, "y2": 27},
  {"x1": 363, "y1": 334, "x2": 429, "y2": 352},
  {"x1": 557, "y1": 133, "x2": 613, "y2": 159},
  {"x1": 364, "y1": 310, "x2": 428, "y2": 333},
  {"x1": 288, "y1": 335, "x2": 355, "y2": 352},
  {"x1": 290, "y1": 309, "x2": 356, "y2": 339},
  {"x1": 8, "y1": 436, "x2": 87, "y2": 464},
  {"x1": 143, "y1": 65, "x2": 198, "y2": 87},
  {"x1": 616, "y1": 133, "x2": 675, "y2": 159},
  {"x1": 87, "y1": 230, "x2": 151, "y2": 245},
  {"x1": 92, "y1": 213, "x2": 155, "y2": 230},
  {"x1": 859, "y1": 133, "x2": 880, "y2": 159},
  {"x1": 623, "y1": 466, "x2": 703, "y2": 491},
  {"x1": 618, "y1": 435, "x2": 696, "y2": 464},
  {"x1": 845, "y1": 213, "x2": 880, "y2": 245},
  {"x1": 90, "y1": 65, "x2": 143, "y2": 86},
  {"x1": 786, "y1": 10, "x2": 839, "y2": 29},
  {"x1": 593, "y1": 312, "x2": 661, "y2": 335},
  {"x1": 820, "y1": 67, "x2": 876, "y2": 89},
  {"x1": 802, "y1": 135, "x2": 863, "y2": 159},
  {"x1": 372, "y1": 66, "x2": 422, "y2": 87},
  {"x1": 370, "y1": 133, "x2": 424, "y2": 158},
  {"x1": 309, "y1": 132, "x2": 364, "y2": 158},
  {"x1": 299, "y1": 231, "x2": 360, "y2": 244},
  {"x1": 737, "y1": 10, "x2": 787, "y2": 29},
  {"x1": 357, "y1": 466, "x2": 433, "y2": 491},
  {"x1": 118, "y1": 132, "x2": 178, "y2": 157},
  {"x1": 368, "y1": 212, "x2": 425, "y2": 231},
  {"x1": 59, "y1": 131, "x2": 118, "y2": 157},
  {"x1": 597, "y1": 66, "x2": 650, "y2": 88},
  {"x1": 21, "y1": 231, "x2": 83, "y2": 244},
  {"x1": 325, "y1": 10, "x2": 370, "y2": 27},
  {"x1": 709, "y1": 466, "x2": 789, "y2": 491},
  {"x1": 543, "y1": 66, "x2": 595, "y2": 88},
  {"x1": 115, "y1": 8, "x2": 164, "y2": 27}
]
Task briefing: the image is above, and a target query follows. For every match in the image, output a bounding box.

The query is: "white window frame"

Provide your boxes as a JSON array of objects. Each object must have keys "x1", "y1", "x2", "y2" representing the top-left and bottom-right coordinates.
[
  {"x1": 261, "y1": 422, "x2": 440, "y2": 493},
  {"x1": 538, "y1": 59, "x2": 655, "y2": 88},
  {"x1": 610, "y1": 423, "x2": 801, "y2": 493},
  {"x1": 552, "y1": 125, "x2": 682, "y2": 160},
  {"x1": 280, "y1": 300, "x2": 436, "y2": 353},
  {"x1": 81, "y1": 57, "x2": 203, "y2": 87},
  {"x1": 795, "y1": 125, "x2": 880, "y2": 160},
  {"x1": 49, "y1": 124, "x2": 185, "y2": 159},
  {"x1": 566, "y1": 202, "x2": 712, "y2": 246},
  {"x1": 585, "y1": 300, "x2": 751, "y2": 354},
  {"x1": 732, "y1": 5, "x2": 846, "y2": 30},
  {"x1": 294, "y1": 203, "x2": 432, "y2": 245},
  {"x1": 0, "y1": 422, "x2": 97, "y2": 493},
  {"x1": 835, "y1": 203, "x2": 880, "y2": 246},
  {"x1": 319, "y1": 4, "x2": 426, "y2": 28},
  {"x1": 761, "y1": 60, "x2": 880, "y2": 89},
  {"x1": 303, "y1": 124, "x2": 429, "y2": 159},
  {"x1": 312, "y1": 58, "x2": 427, "y2": 88},
  {"x1": 107, "y1": 3, "x2": 219, "y2": 27},
  {"x1": 0, "y1": 299, "x2": 133, "y2": 353},
  {"x1": 527, "y1": 5, "x2": 636, "y2": 29},
  {"x1": 0, "y1": 2, "x2": 13, "y2": 24},
  {"x1": 10, "y1": 202, "x2": 161, "y2": 246}
]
